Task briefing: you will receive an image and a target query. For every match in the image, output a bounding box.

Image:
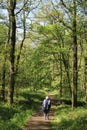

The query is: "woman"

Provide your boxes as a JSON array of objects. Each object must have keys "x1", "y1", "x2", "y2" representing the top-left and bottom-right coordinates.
[{"x1": 42, "y1": 96, "x2": 51, "y2": 120}]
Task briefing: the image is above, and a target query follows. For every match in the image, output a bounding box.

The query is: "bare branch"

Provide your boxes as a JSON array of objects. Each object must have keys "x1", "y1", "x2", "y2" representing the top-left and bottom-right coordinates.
[
  {"x1": 16, "y1": 1, "x2": 28, "y2": 15},
  {"x1": 61, "y1": 0, "x2": 73, "y2": 13}
]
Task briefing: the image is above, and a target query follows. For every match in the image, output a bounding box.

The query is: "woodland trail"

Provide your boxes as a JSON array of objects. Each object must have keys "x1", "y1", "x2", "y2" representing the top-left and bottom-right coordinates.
[{"x1": 23, "y1": 103, "x2": 56, "y2": 130}]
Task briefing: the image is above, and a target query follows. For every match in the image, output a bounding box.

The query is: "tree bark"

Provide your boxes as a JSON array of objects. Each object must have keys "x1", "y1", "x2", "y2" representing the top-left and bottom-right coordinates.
[
  {"x1": 59, "y1": 53, "x2": 63, "y2": 97},
  {"x1": 72, "y1": 0, "x2": 78, "y2": 110},
  {"x1": 1, "y1": 19, "x2": 11, "y2": 101},
  {"x1": 62, "y1": 53, "x2": 72, "y2": 94},
  {"x1": 7, "y1": 0, "x2": 16, "y2": 105},
  {"x1": 15, "y1": 9, "x2": 26, "y2": 74},
  {"x1": 1, "y1": 61, "x2": 6, "y2": 100},
  {"x1": 84, "y1": 57, "x2": 87, "y2": 101}
]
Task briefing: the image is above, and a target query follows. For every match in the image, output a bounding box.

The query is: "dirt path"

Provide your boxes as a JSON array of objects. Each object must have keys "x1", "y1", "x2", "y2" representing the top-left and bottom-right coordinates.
[{"x1": 23, "y1": 105, "x2": 55, "y2": 130}]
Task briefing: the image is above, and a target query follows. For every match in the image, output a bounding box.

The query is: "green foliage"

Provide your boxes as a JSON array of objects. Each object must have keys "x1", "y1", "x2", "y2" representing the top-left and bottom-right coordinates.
[
  {"x1": 0, "y1": 24, "x2": 7, "y2": 43},
  {"x1": 52, "y1": 104, "x2": 87, "y2": 130},
  {"x1": 0, "y1": 89, "x2": 44, "y2": 130}
]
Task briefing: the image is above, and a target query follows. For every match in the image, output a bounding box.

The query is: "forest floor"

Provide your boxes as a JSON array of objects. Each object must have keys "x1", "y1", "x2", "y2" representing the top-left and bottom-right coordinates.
[{"x1": 23, "y1": 103, "x2": 56, "y2": 130}]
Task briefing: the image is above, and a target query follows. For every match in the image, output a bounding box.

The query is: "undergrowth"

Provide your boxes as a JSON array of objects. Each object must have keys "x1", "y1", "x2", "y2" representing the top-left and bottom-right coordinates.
[
  {"x1": 0, "y1": 89, "x2": 45, "y2": 130},
  {"x1": 52, "y1": 104, "x2": 87, "y2": 130}
]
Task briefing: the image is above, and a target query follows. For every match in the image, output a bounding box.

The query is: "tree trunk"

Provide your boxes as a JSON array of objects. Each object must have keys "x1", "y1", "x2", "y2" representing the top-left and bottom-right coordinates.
[
  {"x1": 59, "y1": 54, "x2": 63, "y2": 97},
  {"x1": 84, "y1": 57, "x2": 87, "y2": 101},
  {"x1": 62, "y1": 54, "x2": 72, "y2": 94},
  {"x1": 72, "y1": 0, "x2": 78, "y2": 110},
  {"x1": 61, "y1": 35, "x2": 72, "y2": 95},
  {"x1": 1, "y1": 60, "x2": 6, "y2": 100},
  {"x1": 15, "y1": 9, "x2": 26, "y2": 74},
  {"x1": 1, "y1": 25, "x2": 10, "y2": 101},
  {"x1": 7, "y1": 0, "x2": 16, "y2": 105}
]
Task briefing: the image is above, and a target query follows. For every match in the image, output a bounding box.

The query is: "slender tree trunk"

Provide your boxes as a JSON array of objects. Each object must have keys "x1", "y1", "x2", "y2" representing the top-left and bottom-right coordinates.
[
  {"x1": 1, "y1": 60, "x2": 6, "y2": 100},
  {"x1": 60, "y1": 35, "x2": 72, "y2": 94},
  {"x1": 1, "y1": 22, "x2": 10, "y2": 101},
  {"x1": 7, "y1": 0, "x2": 16, "y2": 105},
  {"x1": 15, "y1": 9, "x2": 26, "y2": 74},
  {"x1": 62, "y1": 54, "x2": 72, "y2": 94},
  {"x1": 84, "y1": 57, "x2": 87, "y2": 101},
  {"x1": 59, "y1": 54, "x2": 63, "y2": 97},
  {"x1": 72, "y1": 0, "x2": 78, "y2": 110}
]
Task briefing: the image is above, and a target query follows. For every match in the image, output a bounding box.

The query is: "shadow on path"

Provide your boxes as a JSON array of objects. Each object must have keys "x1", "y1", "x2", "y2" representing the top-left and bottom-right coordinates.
[{"x1": 23, "y1": 106, "x2": 55, "y2": 130}]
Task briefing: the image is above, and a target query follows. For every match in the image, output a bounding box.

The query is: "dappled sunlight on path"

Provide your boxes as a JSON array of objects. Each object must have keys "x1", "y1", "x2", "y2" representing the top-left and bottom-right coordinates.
[{"x1": 23, "y1": 106, "x2": 55, "y2": 130}]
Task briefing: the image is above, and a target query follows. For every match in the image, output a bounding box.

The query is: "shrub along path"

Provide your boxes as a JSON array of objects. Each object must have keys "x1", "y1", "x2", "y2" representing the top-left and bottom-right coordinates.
[{"x1": 23, "y1": 102, "x2": 56, "y2": 130}]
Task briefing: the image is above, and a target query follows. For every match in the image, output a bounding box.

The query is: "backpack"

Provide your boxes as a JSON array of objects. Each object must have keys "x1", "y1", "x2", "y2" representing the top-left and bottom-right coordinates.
[{"x1": 42, "y1": 99, "x2": 49, "y2": 111}]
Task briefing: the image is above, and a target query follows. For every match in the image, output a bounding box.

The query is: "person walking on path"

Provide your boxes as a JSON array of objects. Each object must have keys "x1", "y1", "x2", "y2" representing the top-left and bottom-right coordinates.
[{"x1": 42, "y1": 96, "x2": 51, "y2": 120}]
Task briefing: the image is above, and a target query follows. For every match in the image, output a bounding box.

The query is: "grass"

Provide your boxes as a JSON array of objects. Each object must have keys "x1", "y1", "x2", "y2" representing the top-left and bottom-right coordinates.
[
  {"x1": 52, "y1": 104, "x2": 87, "y2": 130},
  {"x1": 0, "y1": 88, "x2": 45, "y2": 130}
]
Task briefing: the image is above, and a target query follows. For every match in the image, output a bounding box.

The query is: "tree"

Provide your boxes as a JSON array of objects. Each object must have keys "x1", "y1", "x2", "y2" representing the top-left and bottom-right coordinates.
[
  {"x1": 49, "y1": 0, "x2": 79, "y2": 109},
  {"x1": 84, "y1": 58, "x2": 87, "y2": 101},
  {"x1": 0, "y1": 24, "x2": 8, "y2": 100},
  {"x1": 6, "y1": 0, "x2": 41, "y2": 104},
  {"x1": 71, "y1": 0, "x2": 78, "y2": 109},
  {"x1": 30, "y1": 20, "x2": 72, "y2": 96},
  {"x1": 34, "y1": 0, "x2": 86, "y2": 109},
  {"x1": 6, "y1": 0, "x2": 16, "y2": 104}
]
